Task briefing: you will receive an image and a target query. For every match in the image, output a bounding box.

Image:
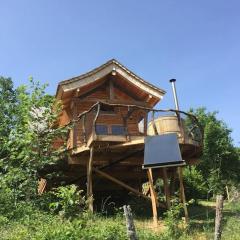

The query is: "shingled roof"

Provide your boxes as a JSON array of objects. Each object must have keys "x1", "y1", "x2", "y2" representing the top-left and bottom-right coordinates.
[{"x1": 56, "y1": 59, "x2": 166, "y2": 101}]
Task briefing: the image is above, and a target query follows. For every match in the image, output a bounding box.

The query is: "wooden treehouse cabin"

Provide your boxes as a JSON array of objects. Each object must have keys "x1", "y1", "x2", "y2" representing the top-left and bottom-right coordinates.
[{"x1": 40, "y1": 59, "x2": 203, "y2": 224}]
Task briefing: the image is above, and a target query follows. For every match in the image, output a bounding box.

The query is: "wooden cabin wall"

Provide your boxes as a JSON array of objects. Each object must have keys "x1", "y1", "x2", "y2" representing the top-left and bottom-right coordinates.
[
  {"x1": 72, "y1": 105, "x2": 146, "y2": 146},
  {"x1": 62, "y1": 81, "x2": 149, "y2": 148},
  {"x1": 58, "y1": 108, "x2": 71, "y2": 126}
]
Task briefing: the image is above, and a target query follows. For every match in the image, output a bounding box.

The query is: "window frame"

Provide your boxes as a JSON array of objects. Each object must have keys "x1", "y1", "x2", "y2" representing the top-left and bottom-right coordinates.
[{"x1": 111, "y1": 124, "x2": 126, "y2": 135}]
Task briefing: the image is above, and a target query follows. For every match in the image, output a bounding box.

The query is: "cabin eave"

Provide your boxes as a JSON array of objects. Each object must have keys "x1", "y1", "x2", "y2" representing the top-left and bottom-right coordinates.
[{"x1": 56, "y1": 59, "x2": 166, "y2": 107}]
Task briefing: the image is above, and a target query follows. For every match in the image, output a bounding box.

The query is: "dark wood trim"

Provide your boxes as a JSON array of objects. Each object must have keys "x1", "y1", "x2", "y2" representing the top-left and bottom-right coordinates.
[
  {"x1": 109, "y1": 78, "x2": 114, "y2": 100},
  {"x1": 82, "y1": 114, "x2": 86, "y2": 144}
]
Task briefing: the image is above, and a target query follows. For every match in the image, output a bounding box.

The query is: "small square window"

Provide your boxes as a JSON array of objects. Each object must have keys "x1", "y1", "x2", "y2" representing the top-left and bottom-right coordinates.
[
  {"x1": 100, "y1": 105, "x2": 115, "y2": 114},
  {"x1": 96, "y1": 125, "x2": 108, "y2": 135},
  {"x1": 111, "y1": 125, "x2": 125, "y2": 135}
]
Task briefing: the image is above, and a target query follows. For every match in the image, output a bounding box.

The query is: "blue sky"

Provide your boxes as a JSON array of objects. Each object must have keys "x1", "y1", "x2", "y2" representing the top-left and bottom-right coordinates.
[{"x1": 1, "y1": 0, "x2": 239, "y2": 145}]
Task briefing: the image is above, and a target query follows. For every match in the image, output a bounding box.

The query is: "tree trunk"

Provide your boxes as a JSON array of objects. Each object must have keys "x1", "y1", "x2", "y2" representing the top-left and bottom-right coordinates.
[
  {"x1": 123, "y1": 205, "x2": 138, "y2": 240},
  {"x1": 214, "y1": 194, "x2": 224, "y2": 240}
]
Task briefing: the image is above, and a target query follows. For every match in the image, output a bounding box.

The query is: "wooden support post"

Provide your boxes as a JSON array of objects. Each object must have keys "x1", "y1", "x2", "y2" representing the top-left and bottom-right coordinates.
[
  {"x1": 170, "y1": 169, "x2": 177, "y2": 196},
  {"x1": 147, "y1": 168, "x2": 158, "y2": 227},
  {"x1": 87, "y1": 147, "x2": 94, "y2": 212},
  {"x1": 178, "y1": 167, "x2": 189, "y2": 223},
  {"x1": 162, "y1": 168, "x2": 171, "y2": 209}
]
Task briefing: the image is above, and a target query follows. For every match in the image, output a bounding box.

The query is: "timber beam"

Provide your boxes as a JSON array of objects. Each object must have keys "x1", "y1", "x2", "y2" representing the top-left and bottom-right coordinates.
[
  {"x1": 93, "y1": 167, "x2": 166, "y2": 209},
  {"x1": 93, "y1": 168, "x2": 150, "y2": 201}
]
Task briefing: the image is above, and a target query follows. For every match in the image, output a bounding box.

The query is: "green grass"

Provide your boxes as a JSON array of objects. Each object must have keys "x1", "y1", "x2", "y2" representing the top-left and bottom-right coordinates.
[{"x1": 0, "y1": 200, "x2": 240, "y2": 240}]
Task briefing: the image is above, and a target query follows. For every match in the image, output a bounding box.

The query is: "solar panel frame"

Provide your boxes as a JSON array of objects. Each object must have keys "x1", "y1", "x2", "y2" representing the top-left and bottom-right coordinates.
[{"x1": 143, "y1": 133, "x2": 185, "y2": 169}]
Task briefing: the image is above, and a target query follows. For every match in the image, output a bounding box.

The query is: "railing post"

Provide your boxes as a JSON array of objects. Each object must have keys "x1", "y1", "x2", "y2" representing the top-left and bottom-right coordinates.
[
  {"x1": 151, "y1": 111, "x2": 158, "y2": 135},
  {"x1": 93, "y1": 103, "x2": 100, "y2": 137},
  {"x1": 144, "y1": 111, "x2": 148, "y2": 136}
]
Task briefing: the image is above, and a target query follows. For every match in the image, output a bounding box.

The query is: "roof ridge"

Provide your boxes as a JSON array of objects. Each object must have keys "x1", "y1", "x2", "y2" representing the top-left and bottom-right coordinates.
[{"x1": 58, "y1": 59, "x2": 166, "y2": 95}]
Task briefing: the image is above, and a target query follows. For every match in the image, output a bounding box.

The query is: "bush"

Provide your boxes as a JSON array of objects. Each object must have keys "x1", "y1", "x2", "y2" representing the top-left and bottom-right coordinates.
[
  {"x1": 163, "y1": 200, "x2": 186, "y2": 239},
  {"x1": 183, "y1": 166, "x2": 208, "y2": 200},
  {"x1": 49, "y1": 185, "x2": 86, "y2": 218}
]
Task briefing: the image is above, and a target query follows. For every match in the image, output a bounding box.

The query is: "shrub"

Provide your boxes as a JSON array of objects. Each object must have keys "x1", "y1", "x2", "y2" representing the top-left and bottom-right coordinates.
[
  {"x1": 163, "y1": 199, "x2": 186, "y2": 239},
  {"x1": 183, "y1": 166, "x2": 208, "y2": 200},
  {"x1": 49, "y1": 185, "x2": 86, "y2": 218}
]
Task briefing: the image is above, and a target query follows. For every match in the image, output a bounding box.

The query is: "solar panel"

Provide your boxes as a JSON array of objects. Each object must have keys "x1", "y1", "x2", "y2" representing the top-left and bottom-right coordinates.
[{"x1": 143, "y1": 133, "x2": 185, "y2": 169}]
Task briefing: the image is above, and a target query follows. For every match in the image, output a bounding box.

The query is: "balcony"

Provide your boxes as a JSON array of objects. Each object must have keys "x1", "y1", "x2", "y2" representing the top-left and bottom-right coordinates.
[{"x1": 67, "y1": 102, "x2": 203, "y2": 159}]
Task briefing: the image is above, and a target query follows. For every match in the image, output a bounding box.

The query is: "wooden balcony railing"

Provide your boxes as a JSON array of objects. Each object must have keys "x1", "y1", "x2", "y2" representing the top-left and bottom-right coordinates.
[{"x1": 67, "y1": 101, "x2": 203, "y2": 150}]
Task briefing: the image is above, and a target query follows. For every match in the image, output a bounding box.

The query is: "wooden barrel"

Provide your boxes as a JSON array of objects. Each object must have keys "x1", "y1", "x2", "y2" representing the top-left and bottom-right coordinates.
[{"x1": 148, "y1": 115, "x2": 185, "y2": 142}]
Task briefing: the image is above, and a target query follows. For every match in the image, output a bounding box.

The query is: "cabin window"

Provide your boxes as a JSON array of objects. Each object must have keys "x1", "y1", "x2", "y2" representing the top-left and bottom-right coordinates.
[
  {"x1": 96, "y1": 124, "x2": 108, "y2": 135},
  {"x1": 111, "y1": 125, "x2": 125, "y2": 135},
  {"x1": 100, "y1": 105, "x2": 115, "y2": 115}
]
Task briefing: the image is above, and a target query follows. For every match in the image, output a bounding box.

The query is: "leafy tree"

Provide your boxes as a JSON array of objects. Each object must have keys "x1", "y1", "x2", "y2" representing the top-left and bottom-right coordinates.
[
  {"x1": 189, "y1": 107, "x2": 240, "y2": 195},
  {"x1": 0, "y1": 77, "x2": 17, "y2": 160},
  {"x1": 0, "y1": 78, "x2": 68, "y2": 208}
]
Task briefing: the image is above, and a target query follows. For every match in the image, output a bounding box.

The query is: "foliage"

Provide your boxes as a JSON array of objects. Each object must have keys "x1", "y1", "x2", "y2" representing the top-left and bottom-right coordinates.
[
  {"x1": 163, "y1": 199, "x2": 186, "y2": 239},
  {"x1": 1, "y1": 77, "x2": 240, "y2": 239},
  {"x1": 0, "y1": 77, "x2": 68, "y2": 209},
  {"x1": 49, "y1": 185, "x2": 86, "y2": 218},
  {"x1": 183, "y1": 166, "x2": 208, "y2": 199},
  {"x1": 189, "y1": 107, "x2": 240, "y2": 195}
]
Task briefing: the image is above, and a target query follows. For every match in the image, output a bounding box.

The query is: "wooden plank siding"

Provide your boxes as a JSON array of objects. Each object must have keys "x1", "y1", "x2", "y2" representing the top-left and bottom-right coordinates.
[{"x1": 62, "y1": 82, "x2": 148, "y2": 150}]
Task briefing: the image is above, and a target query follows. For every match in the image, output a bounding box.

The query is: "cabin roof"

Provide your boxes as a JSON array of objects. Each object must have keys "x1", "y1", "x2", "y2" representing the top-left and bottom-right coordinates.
[{"x1": 56, "y1": 59, "x2": 166, "y2": 107}]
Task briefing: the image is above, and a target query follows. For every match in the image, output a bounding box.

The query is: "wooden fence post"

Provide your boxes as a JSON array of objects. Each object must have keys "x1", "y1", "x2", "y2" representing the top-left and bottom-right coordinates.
[
  {"x1": 123, "y1": 205, "x2": 138, "y2": 240},
  {"x1": 214, "y1": 195, "x2": 224, "y2": 240}
]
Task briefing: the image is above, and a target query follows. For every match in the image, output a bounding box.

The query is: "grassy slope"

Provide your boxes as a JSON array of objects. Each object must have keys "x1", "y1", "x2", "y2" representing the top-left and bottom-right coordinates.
[{"x1": 0, "y1": 201, "x2": 240, "y2": 240}]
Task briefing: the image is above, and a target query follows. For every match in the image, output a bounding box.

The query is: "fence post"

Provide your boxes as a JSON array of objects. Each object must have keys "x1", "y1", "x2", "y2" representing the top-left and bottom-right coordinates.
[
  {"x1": 123, "y1": 205, "x2": 138, "y2": 240},
  {"x1": 214, "y1": 194, "x2": 224, "y2": 240}
]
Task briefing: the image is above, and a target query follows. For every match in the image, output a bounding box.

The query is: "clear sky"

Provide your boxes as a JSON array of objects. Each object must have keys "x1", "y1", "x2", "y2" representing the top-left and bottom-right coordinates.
[{"x1": 1, "y1": 0, "x2": 239, "y2": 146}]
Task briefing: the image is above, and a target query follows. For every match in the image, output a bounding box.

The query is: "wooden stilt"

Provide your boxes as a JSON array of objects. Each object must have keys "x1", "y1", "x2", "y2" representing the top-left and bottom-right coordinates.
[
  {"x1": 178, "y1": 167, "x2": 189, "y2": 223},
  {"x1": 87, "y1": 147, "x2": 94, "y2": 213},
  {"x1": 162, "y1": 168, "x2": 171, "y2": 209},
  {"x1": 147, "y1": 168, "x2": 158, "y2": 227},
  {"x1": 170, "y1": 169, "x2": 177, "y2": 196}
]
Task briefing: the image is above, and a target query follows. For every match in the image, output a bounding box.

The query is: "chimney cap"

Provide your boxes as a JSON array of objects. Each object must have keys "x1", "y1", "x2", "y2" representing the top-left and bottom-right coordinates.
[{"x1": 169, "y1": 79, "x2": 176, "y2": 83}]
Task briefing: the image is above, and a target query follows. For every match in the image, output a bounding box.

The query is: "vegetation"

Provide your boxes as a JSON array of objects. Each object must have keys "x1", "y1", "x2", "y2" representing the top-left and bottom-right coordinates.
[
  {"x1": 0, "y1": 77, "x2": 240, "y2": 239},
  {"x1": 190, "y1": 108, "x2": 240, "y2": 194}
]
